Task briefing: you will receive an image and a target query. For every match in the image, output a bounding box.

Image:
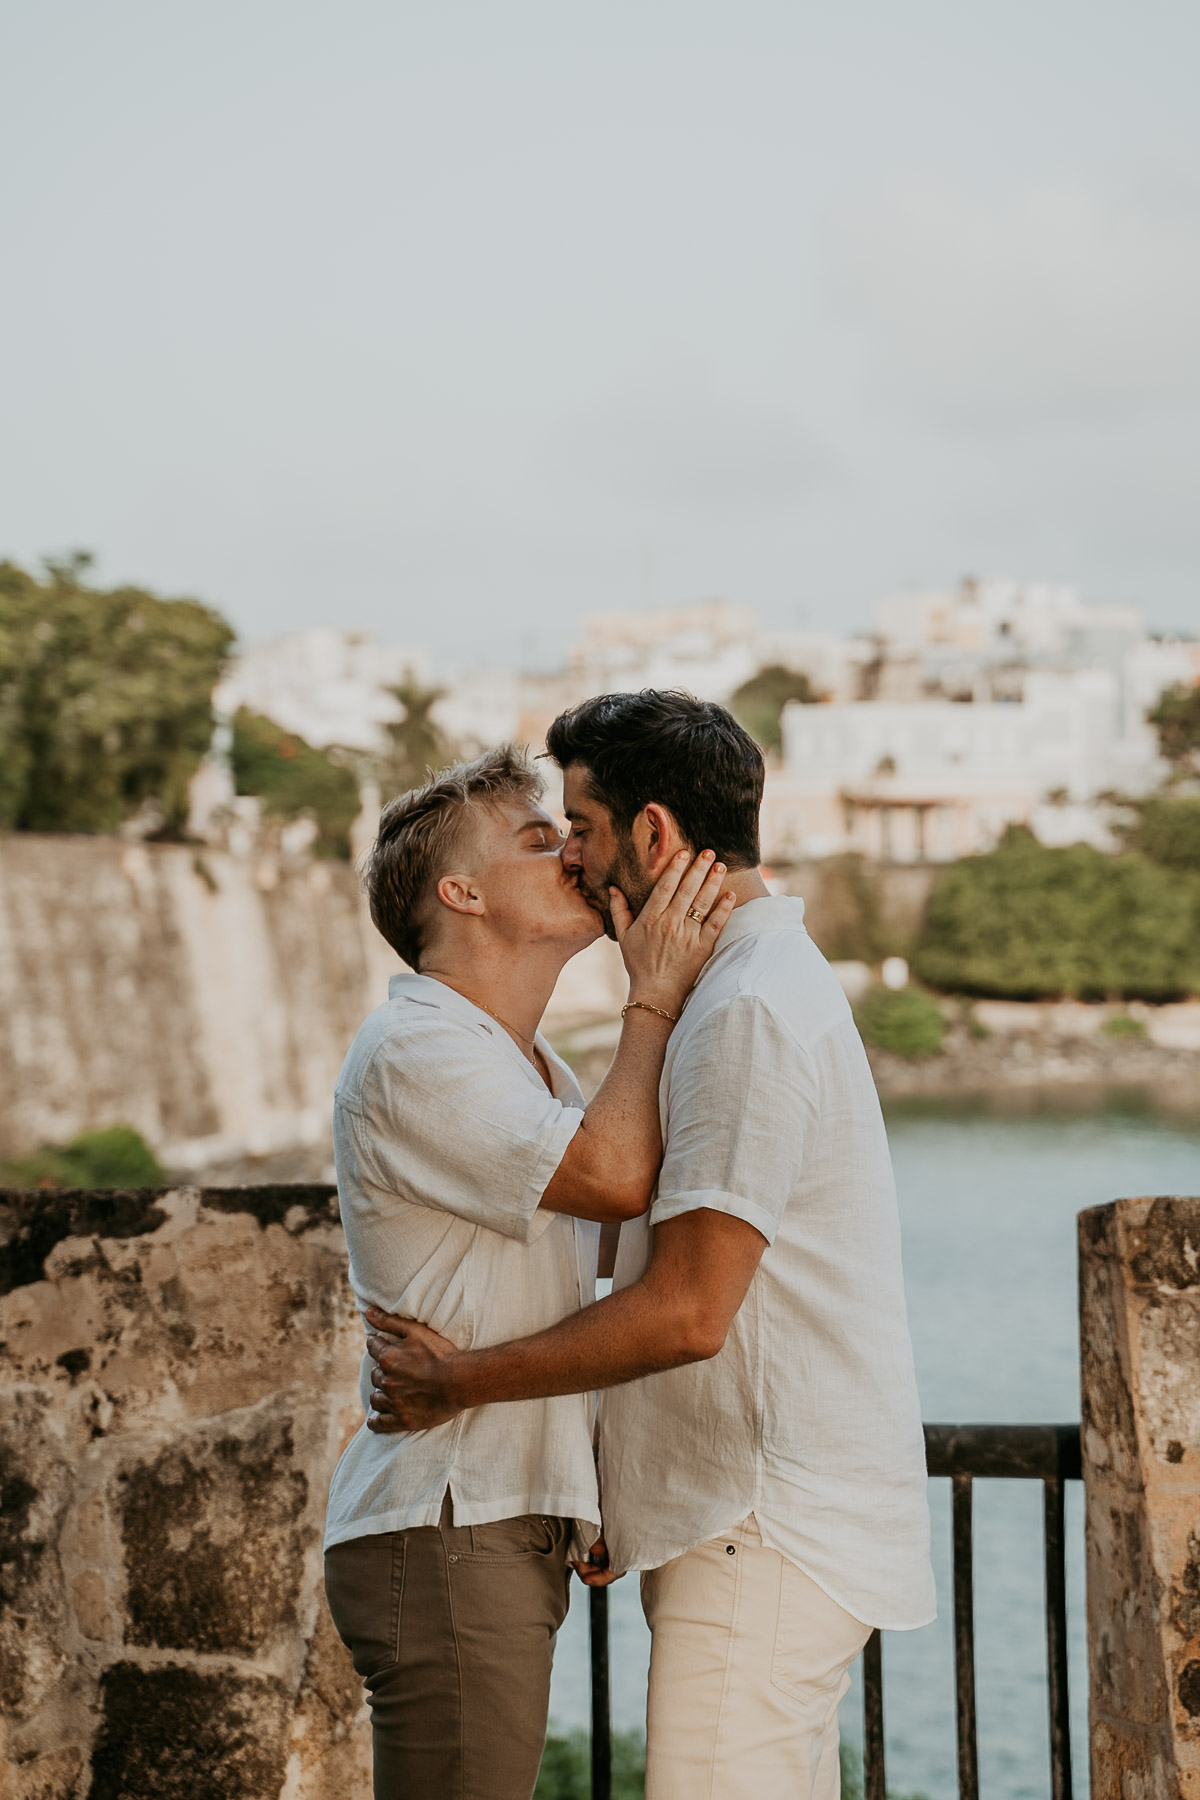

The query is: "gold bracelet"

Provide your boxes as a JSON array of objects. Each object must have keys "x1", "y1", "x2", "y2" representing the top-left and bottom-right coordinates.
[{"x1": 622, "y1": 1000, "x2": 679, "y2": 1025}]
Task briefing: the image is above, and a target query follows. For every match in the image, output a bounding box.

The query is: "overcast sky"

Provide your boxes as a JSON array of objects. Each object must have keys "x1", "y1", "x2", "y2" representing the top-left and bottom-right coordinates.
[{"x1": 3, "y1": 0, "x2": 1198, "y2": 669}]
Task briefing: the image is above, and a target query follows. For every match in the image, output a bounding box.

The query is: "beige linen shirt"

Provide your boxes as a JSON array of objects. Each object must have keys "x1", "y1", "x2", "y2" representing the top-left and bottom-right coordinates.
[
  {"x1": 325, "y1": 972, "x2": 601, "y2": 1557},
  {"x1": 601, "y1": 897, "x2": 936, "y2": 1631}
]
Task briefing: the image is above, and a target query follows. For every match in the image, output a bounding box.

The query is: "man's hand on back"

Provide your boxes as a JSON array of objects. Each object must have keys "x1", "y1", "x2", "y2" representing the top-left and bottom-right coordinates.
[{"x1": 365, "y1": 1311, "x2": 461, "y2": 1432}]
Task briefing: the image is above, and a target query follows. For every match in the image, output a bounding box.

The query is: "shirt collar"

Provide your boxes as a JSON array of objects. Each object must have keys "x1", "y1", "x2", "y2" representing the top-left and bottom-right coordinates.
[
  {"x1": 386, "y1": 970, "x2": 578, "y2": 1100},
  {"x1": 388, "y1": 969, "x2": 493, "y2": 1026},
  {"x1": 704, "y1": 894, "x2": 807, "y2": 956}
]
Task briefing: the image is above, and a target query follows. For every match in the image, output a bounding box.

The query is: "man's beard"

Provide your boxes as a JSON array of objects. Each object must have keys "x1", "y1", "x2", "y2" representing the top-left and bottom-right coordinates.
[{"x1": 577, "y1": 838, "x2": 653, "y2": 940}]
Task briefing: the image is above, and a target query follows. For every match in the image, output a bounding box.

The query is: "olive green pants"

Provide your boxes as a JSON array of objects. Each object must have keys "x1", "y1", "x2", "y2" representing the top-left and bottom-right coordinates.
[{"x1": 324, "y1": 1497, "x2": 572, "y2": 1800}]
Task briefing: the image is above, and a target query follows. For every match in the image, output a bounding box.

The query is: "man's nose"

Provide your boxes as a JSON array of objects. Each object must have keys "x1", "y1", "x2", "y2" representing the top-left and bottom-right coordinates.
[{"x1": 561, "y1": 834, "x2": 582, "y2": 871}]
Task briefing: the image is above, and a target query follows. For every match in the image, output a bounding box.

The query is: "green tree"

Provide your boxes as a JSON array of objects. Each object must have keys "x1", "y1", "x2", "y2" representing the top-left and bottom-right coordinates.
[
  {"x1": 0, "y1": 554, "x2": 234, "y2": 834},
  {"x1": 913, "y1": 826, "x2": 1200, "y2": 1001},
  {"x1": 729, "y1": 664, "x2": 819, "y2": 756},
  {"x1": 230, "y1": 709, "x2": 361, "y2": 859},
  {"x1": 377, "y1": 679, "x2": 457, "y2": 798},
  {"x1": 1148, "y1": 683, "x2": 1200, "y2": 775}
]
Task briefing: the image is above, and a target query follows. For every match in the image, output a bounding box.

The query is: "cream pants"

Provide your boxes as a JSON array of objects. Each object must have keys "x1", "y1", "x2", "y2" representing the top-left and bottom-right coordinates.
[{"x1": 640, "y1": 1515, "x2": 872, "y2": 1800}]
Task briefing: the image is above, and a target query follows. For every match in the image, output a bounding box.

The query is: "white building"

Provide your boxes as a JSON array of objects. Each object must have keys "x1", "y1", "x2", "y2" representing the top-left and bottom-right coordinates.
[
  {"x1": 875, "y1": 577, "x2": 1142, "y2": 663},
  {"x1": 202, "y1": 592, "x2": 1197, "y2": 868},
  {"x1": 766, "y1": 669, "x2": 1164, "y2": 863},
  {"x1": 214, "y1": 629, "x2": 431, "y2": 752},
  {"x1": 565, "y1": 600, "x2": 761, "y2": 701},
  {"x1": 560, "y1": 600, "x2": 872, "y2": 708},
  {"x1": 433, "y1": 671, "x2": 523, "y2": 755},
  {"x1": 1123, "y1": 636, "x2": 1200, "y2": 724}
]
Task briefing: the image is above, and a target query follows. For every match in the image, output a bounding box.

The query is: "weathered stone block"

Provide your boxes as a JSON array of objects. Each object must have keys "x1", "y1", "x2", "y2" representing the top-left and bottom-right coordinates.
[
  {"x1": 0, "y1": 1184, "x2": 370, "y2": 1798},
  {"x1": 89, "y1": 1664, "x2": 292, "y2": 1800},
  {"x1": 1080, "y1": 1195, "x2": 1200, "y2": 1800},
  {"x1": 119, "y1": 1416, "x2": 310, "y2": 1654}
]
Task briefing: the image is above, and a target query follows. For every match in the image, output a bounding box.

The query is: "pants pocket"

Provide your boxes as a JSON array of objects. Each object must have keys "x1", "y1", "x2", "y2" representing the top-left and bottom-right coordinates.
[
  {"x1": 463, "y1": 1513, "x2": 566, "y2": 1562},
  {"x1": 770, "y1": 1556, "x2": 870, "y2": 1707},
  {"x1": 324, "y1": 1533, "x2": 406, "y2": 1680}
]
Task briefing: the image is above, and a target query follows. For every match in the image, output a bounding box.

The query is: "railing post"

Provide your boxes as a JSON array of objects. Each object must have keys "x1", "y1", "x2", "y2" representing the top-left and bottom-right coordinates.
[
  {"x1": 952, "y1": 1472, "x2": 979, "y2": 1800},
  {"x1": 589, "y1": 1584, "x2": 612, "y2": 1800},
  {"x1": 1043, "y1": 1474, "x2": 1073, "y2": 1800},
  {"x1": 862, "y1": 1629, "x2": 887, "y2": 1800}
]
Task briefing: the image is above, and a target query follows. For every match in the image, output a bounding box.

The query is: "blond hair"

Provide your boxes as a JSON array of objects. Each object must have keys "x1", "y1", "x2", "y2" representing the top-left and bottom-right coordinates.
[{"x1": 366, "y1": 745, "x2": 544, "y2": 968}]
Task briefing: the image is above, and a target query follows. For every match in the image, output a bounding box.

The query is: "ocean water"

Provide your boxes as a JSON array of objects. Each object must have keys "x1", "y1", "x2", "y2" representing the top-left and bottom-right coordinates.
[{"x1": 546, "y1": 1091, "x2": 1200, "y2": 1798}]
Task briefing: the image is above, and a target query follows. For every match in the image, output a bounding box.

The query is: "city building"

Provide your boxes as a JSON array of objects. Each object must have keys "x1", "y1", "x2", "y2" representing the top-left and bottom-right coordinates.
[
  {"x1": 213, "y1": 629, "x2": 430, "y2": 752},
  {"x1": 204, "y1": 585, "x2": 1198, "y2": 866},
  {"x1": 767, "y1": 669, "x2": 1164, "y2": 863}
]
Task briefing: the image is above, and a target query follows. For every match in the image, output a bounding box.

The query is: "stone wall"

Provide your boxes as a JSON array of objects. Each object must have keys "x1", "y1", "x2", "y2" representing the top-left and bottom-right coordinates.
[
  {"x1": 0, "y1": 834, "x2": 628, "y2": 1169},
  {"x1": 776, "y1": 856, "x2": 937, "y2": 955},
  {"x1": 0, "y1": 835, "x2": 397, "y2": 1166},
  {"x1": 0, "y1": 1183, "x2": 369, "y2": 1800},
  {"x1": 1079, "y1": 1195, "x2": 1200, "y2": 1799}
]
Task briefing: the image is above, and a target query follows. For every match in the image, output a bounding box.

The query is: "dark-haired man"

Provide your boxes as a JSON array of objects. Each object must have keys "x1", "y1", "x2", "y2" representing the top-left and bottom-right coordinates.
[{"x1": 367, "y1": 692, "x2": 935, "y2": 1800}]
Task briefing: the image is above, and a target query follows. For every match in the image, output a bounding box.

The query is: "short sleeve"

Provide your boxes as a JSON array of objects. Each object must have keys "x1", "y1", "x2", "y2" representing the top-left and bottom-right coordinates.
[
  {"x1": 354, "y1": 1018, "x2": 584, "y2": 1243},
  {"x1": 649, "y1": 995, "x2": 817, "y2": 1245}
]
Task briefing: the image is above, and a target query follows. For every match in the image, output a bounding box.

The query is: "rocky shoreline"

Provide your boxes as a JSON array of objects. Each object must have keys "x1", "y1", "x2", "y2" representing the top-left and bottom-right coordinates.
[
  {"x1": 554, "y1": 997, "x2": 1200, "y2": 1116},
  {"x1": 866, "y1": 1008, "x2": 1200, "y2": 1112}
]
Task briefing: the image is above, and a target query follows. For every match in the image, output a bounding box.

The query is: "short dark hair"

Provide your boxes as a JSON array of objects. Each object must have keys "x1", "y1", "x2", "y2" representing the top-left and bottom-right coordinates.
[
  {"x1": 366, "y1": 744, "x2": 542, "y2": 968},
  {"x1": 546, "y1": 690, "x2": 763, "y2": 867}
]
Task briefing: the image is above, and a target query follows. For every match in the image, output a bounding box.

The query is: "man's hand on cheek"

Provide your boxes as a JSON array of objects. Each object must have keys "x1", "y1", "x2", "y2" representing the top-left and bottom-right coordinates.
[{"x1": 364, "y1": 1307, "x2": 463, "y2": 1433}]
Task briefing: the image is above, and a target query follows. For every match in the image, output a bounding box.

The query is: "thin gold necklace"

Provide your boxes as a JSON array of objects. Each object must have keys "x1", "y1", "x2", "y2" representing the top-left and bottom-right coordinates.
[{"x1": 429, "y1": 978, "x2": 539, "y2": 1063}]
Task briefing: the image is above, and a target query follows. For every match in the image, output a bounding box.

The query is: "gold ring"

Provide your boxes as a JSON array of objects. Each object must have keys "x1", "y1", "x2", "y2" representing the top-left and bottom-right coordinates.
[{"x1": 686, "y1": 907, "x2": 706, "y2": 923}]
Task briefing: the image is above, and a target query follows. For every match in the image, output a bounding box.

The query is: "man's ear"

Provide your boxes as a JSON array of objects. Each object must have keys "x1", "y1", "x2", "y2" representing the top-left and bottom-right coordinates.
[
  {"x1": 633, "y1": 803, "x2": 688, "y2": 878},
  {"x1": 435, "y1": 873, "x2": 485, "y2": 917}
]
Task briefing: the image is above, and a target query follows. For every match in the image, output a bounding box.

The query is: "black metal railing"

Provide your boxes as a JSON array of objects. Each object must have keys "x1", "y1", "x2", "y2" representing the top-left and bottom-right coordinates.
[{"x1": 586, "y1": 1421, "x2": 1083, "y2": 1800}]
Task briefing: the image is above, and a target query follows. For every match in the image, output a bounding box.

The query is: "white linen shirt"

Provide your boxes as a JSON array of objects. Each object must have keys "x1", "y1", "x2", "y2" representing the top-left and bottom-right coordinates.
[
  {"x1": 324, "y1": 972, "x2": 601, "y2": 1558},
  {"x1": 600, "y1": 897, "x2": 936, "y2": 1631}
]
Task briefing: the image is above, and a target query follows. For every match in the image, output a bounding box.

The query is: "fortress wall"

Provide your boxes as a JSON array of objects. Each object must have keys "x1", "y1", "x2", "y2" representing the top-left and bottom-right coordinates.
[{"x1": 0, "y1": 836, "x2": 397, "y2": 1164}]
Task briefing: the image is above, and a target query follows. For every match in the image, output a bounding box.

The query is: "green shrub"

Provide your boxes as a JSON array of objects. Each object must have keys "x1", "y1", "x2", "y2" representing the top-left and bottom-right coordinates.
[
  {"x1": 535, "y1": 1728, "x2": 645, "y2": 1799},
  {"x1": 1103, "y1": 1014, "x2": 1146, "y2": 1039},
  {"x1": 1117, "y1": 793, "x2": 1200, "y2": 872},
  {"x1": 839, "y1": 1741, "x2": 928, "y2": 1800},
  {"x1": 913, "y1": 827, "x2": 1200, "y2": 1001},
  {"x1": 1, "y1": 1125, "x2": 165, "y2": 1189},
  {"x1": 533, "y1": 1730, "x2": 922, "y2": 1800},
  {"x1": 855, "y1": 986, "x2": 946, "y2": 1059},
  {"x1": 231, "y1": 708, "x2": 361, "y2": 859}
]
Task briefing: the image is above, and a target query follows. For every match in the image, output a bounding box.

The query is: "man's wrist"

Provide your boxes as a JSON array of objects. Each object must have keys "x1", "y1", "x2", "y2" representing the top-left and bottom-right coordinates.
[
  {"x1": 625, "y1": 985, "x2": 685, "y2": 1019},
  {"x1": 445, "y1": 1348, "x2": 481, "y2": 1411}
]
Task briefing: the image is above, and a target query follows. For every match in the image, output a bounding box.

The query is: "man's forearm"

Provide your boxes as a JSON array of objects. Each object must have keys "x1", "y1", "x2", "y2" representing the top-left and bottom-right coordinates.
[
  {"x1": 367, "y1": 1211, "x2": 764, "y2": 1432},
  {"x1": 446, "y1": 1278, "x2": 711, "y2": 1409}
]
